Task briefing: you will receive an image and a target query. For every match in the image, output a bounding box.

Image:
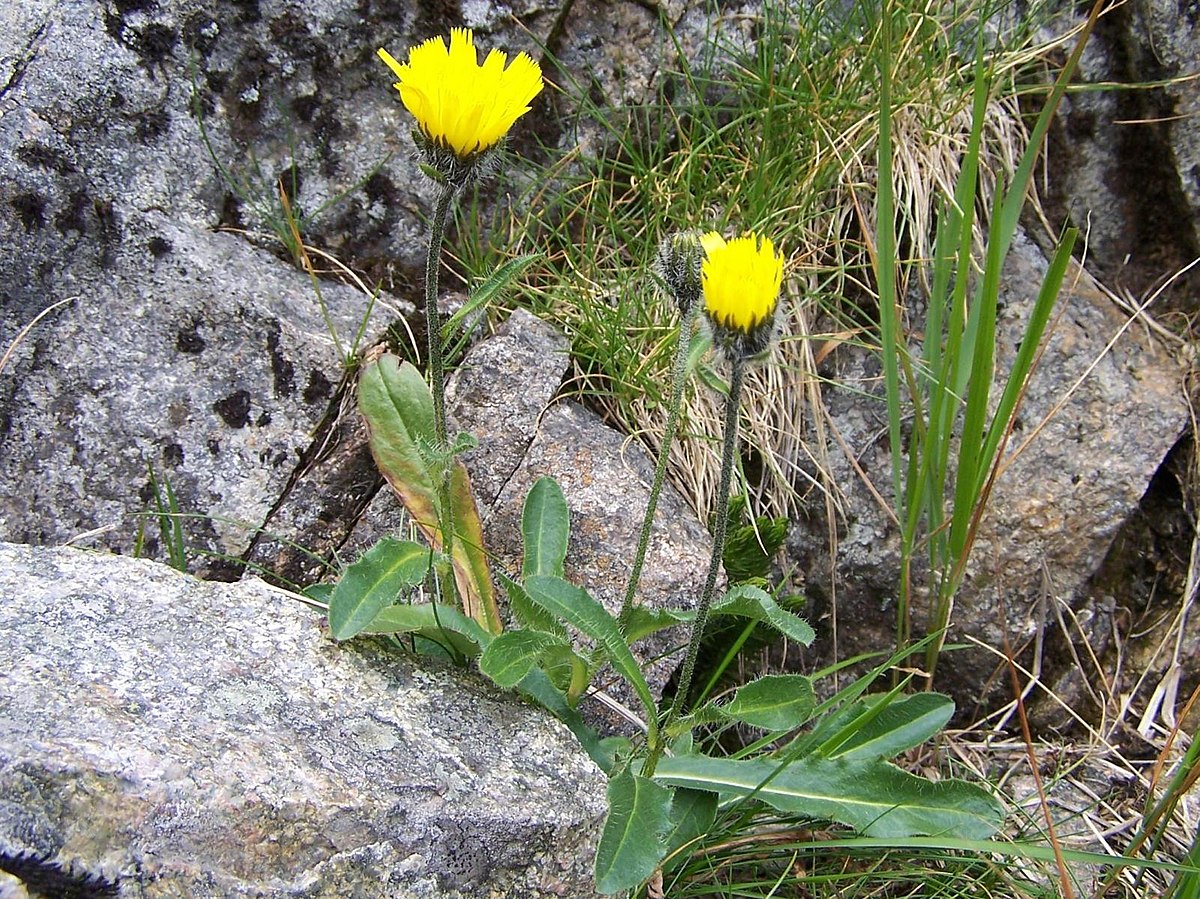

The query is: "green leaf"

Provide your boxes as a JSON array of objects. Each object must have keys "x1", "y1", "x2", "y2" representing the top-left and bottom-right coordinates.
[
  {"x1": 711, "y1": 584, "x2": 815, "y2": 646},
  {"x1": 721, "y1": 674, "x2": 815, "y2": 731},
  {"x1": 327, "y1": 538, "x2": 433, "y2": 640},
  {"x1": 522, "y1": 476, "x2": 570, "y2": 579},
  {"x1": 498, "y1": 571, "x2": 566, "y2": 638},
  {"x1": 447, "y1": 461, "x2": 501, "y2": 633},
  {"x1": 721, "y1": 495, "x2": 790, "y2": 584},
  {"x1": 359, "y1": 601, "x2": 490, "y2": 658},
  {"x1": 441, "y1": 254, "x2": 541, "y2": 338},
  {"x1": 595, "y1": 771, "x2": 673, "y2": 894},
  {"x1": 661, "y1": 788, "x2": 717, "y2": 862},
  {"x1": 359, "y1": 354, "x2": 499, "y2": 634},
  {"x1": 654, "y1": 755, "x2": 1004, "y2": 840},
  {"x1": 823, "y1": 693, "x2": 955, "y2": 762},
  {"x1": 622, "y1": 606, "x2": 688, "y2": 642},
  {"x1": 524, "y1": 575, "x2": 658, "y2": 725},
  {"x1": 359, "y1": 355, "x2": 439, "y2": 530},
  {"x1": 480, "y1": 629, "x2": 568, "y2": 688}
]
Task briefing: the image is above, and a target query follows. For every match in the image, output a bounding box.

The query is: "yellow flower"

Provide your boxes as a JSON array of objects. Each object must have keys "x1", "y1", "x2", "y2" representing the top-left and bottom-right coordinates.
[
  {"x1": 701, "y1": 231, "x2": 784, "y2": 336},
  {"x1": 378, "y1": 29, "x2": 543, "y2": 159}
]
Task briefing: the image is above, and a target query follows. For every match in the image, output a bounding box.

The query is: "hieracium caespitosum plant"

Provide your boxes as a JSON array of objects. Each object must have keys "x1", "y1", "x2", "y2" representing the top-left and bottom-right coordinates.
[
  {"x1": 326, "y1": 31, "x2": 543, "y2": 641},
  {"x1": 618, "y1": 231, "x2": 725, "y2": 634},
  {"x1": 644, "y1": 230, "x2": 785, "y2": 772}
]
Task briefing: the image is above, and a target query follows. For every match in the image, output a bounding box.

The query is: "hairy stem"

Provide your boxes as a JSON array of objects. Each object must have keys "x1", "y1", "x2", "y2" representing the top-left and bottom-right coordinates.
[
  {"x1": 425, "y1": 182, "x2": 459, "y2": 605},
  {"x1": 643, "y1": 354, "x2": 745, "y2": 777},
  {"x1": 618, "y1": 304, "x2": 702, "y2": 633}
]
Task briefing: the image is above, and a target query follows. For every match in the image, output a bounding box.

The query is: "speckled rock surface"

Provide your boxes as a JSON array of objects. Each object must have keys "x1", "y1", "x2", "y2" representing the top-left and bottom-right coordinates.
[
  {"x1": 0, "y1": 0, "x2": 755, "y2": 577},
  {"x1": 1043, "y1": 0, "x2": 1200, "y2": 313},
  {"x1": 446, "y1": 307, "x2": 571, "y2": 511},
  {"x1": 0, "y1": 542, "x2": 605, "y2": 898}
]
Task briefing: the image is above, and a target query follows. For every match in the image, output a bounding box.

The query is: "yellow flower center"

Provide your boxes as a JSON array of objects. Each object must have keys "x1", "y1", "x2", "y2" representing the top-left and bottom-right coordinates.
[
  {"x1": 700, "y1": 232, "x2": 784, "y2": 335},
  {"x1": 378, "y1": 29, "x2": 544, "y2": 158}
]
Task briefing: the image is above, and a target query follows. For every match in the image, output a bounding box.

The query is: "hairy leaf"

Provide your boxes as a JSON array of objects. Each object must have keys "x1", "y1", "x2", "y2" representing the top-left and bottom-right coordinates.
[
  {"x1": 711, "y1": 584, "x2": 815, "y2": 646},
  {"x1": 328, "y1": 538, "x2": 432, "y2": 640},
  {"x1": 522, "y1": 476, "x2": 570, "y2": 579},
  {"x1": 721, "y1": 674, "x2": 815, "y2": 731},
  {"x1": 654, "y1": 754, "x2": 1004, "y2": 839},
  {"x1": 595, "y1": 771, "x2": 673, "y2": 894},
  {"x1": 480, "y1": 629, "x2": 569, "y2": 688}
]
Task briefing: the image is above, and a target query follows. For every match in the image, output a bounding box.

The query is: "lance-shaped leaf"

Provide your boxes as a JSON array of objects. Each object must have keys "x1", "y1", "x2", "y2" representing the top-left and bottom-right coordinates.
[
  {"x1": 654, "y1": 754, "x2": 1004, "y2": 840},
  {"x1": 359, "y1": 354, "x2": 438, "y2": 530},
  {"x1": 522, "y1": 476, "x2": 570, "y2": 579},
  {"x1": 661, "y1": 788, "x2": 717, "y2": 862},
  {"x1": 721, "y1": 674, "x2": 815, "y2": 731},
  {"x1": 480, "y1": 628, "x2": 570, "y2": 688},
  {"x1": 359, "y1": 601, "x2": 490, "y2": 658},
  {"x1": 822, "y1": 693, "x2": 955, "y2": 762},
  {"x1": 328, "y1": 538, "x2": 433, "y2": 640},
  {"x1": 595, "y1": 771, "x2": 673, "y2": 894},
  {"x1": 524, "y1": 574, "x2": 657, "y2": 725},
  {"x1": 448, "y1": 461, "x2": 501, "y2": 633}
]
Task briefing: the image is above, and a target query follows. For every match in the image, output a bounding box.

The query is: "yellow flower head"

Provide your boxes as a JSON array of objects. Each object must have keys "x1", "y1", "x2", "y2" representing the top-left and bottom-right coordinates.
[
  {"x1": 378, "y1": 29, "x2": 543, "y2": 159},
  {"x1": 701, "y1": 231, "x2": 784, "y2": 350}
]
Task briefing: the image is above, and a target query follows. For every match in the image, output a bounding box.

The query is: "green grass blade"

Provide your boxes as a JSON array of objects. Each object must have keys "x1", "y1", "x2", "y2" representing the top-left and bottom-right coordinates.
[
  {"x1": 441, "y1": 254, "x2": 541, "y2": 339},
  {"x1": 976, "y1": 228, "x2": 1078, "y2": 494}
]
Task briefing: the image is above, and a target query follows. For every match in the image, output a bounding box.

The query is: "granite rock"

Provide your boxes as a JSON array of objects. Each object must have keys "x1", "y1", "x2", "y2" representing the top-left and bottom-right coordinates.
[{"x1": 0, "y1": 541, "x2": 605, "y2": 898}]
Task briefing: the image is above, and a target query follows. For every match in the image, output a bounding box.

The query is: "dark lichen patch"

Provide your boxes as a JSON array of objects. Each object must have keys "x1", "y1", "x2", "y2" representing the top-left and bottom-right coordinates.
[
  {"x1": 102, "y1": 2, "x2": 180, "y2": 70},
  {"x1": 206, "y1": 437, "x2": 221, "y2": 456},
  {"x1": 265, "y1": 322, "x2": 296, "y2": 397},
  {"x1": 213, "y1": 390, "x2": 252, "y2": 428},
  {"x1": 313, "y1": 106, "x2": 347, "y2": 178},
  {"x1": 134, "y1": 106, "x2": 171, "y2": 142},
  {"x1": 176, "y1": 320, "x2": 205, "y2": 354},
  {"x1": 54, "y1": 189, "x2": 90, "y2": 235},
  {"x1": 16, "y1": 143, "x2": 76, "y2": 175},
  {"x1": 136, "y1": 23, "x2": 180, "y2": 67},
  {"x1": 12, "y1": 193, "x2": 47, "y2": 231},
  {"x1": 292, "y1": 94, "x2": 319, "y2": 123},
  {"x1": 162, "y1": 441, "x2": 185, "y2": 468},
  {"x1": 415, "y1": 0, "x2": 465, "y2": 35},
  {"x1": 148, "y1": 235, "x2": 173, "y2": 258},
  {"x1": 268, "y1": 10, "x2": 313, "y2": 57},
  {"x1": 303, "y1": 369, "x2": 333, "y2": 404},
  {"x1": 231, "y1": 0, "x2": 262, "y2": 24},
  {"x1": 182, "y1": 12, "x2": 221, "y2": 56},
  {"x1": 219, "y1": 192, "x2": 244, "y2": 230}
]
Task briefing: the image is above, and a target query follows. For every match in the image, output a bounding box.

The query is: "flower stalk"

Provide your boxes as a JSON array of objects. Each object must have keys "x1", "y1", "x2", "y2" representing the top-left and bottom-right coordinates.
[
  {"x1": 641, "y1": 228, "x2": 783, "y2": 777},
  {"x1": 424, "y1": 180, "x2": 458, "y2": 599}
]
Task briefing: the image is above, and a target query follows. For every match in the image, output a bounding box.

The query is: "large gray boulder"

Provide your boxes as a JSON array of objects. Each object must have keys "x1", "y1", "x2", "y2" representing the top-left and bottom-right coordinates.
[
  {"x1": 1044, "y1": 0, "x2": 1200, "y2": 312},
  {"x1": 0, "y1": 542, "x2": 605, "y2": 898}
]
